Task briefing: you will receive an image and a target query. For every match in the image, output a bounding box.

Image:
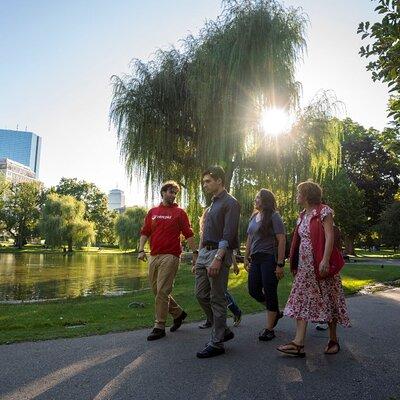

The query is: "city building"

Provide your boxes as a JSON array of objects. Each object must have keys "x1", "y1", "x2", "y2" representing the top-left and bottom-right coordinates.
[
  {"x1": 108, "y1": 189, "x2": 126, "y2": 212},
  {"x1": 0, "y1": 129, "x2": 42, "y2": 175},
  {"x1": 0, "y1": 158, "x2": 37, "y2": 183}
]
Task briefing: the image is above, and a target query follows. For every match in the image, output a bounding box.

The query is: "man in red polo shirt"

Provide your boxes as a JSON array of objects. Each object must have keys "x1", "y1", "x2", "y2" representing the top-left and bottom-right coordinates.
[{"x1": 138, "y1": 181, "x2": 197, "y2": 341}]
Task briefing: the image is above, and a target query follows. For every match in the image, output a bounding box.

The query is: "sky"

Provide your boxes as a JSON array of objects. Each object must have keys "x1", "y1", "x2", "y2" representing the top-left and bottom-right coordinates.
[{"x1": 0, "y1": 0, "x2": 390, "y2": 207}]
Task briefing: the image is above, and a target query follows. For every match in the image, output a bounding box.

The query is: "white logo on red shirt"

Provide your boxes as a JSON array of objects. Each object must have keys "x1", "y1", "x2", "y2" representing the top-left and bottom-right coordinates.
[{"x1": 152, "y1": 215, "x2": 172, "y2": 220}]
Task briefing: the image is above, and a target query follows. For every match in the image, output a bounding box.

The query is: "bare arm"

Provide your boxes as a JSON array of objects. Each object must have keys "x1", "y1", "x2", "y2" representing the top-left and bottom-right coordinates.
[
  {"x1": 275, "y1": 234, "x2": 285, "y2": 264},
  {"x1": 138, "y1": 235, "x2": 148, "y2": 261},
  {"x1": 243, "y1": 235, "x2": 251, "y2": 272},
  {"x1": 320, "y1": 213, "x2": 334, "y2": 276},
  {"x1": 186, "y1": 236, "x2": 197, "y2": 252},
  {"x1": 232, "y1": 249, "x2": 239, "y2": 275},
  {"x1": 275, "y1": 233, "x2": 286, "y2": 280}
]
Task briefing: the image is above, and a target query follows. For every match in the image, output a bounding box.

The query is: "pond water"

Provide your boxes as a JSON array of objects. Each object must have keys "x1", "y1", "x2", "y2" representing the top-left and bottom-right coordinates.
[{"x1": 0, "y1": 253, "x2": 150, "y2": 302}]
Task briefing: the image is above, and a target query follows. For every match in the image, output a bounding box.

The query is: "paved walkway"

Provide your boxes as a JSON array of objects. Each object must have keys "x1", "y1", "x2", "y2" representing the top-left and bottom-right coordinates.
[{"x1": 1, "y1": 289, "x2": 400, "y2": 400}]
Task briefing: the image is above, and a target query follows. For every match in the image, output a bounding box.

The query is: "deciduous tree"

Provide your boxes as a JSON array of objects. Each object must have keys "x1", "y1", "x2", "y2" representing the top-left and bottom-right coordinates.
[
  {"x1": 358, "y1": 0, "x2": 400, "y2": 126},
  {"x1": 0, "y1": 181, "x2": 44, "y2": 248},
  {"x1": 114, "y1": 207, "x2": 147, "y2": 251},
  {"x1": 40, "y1": 193, "x2": 95, "y2": 251}
]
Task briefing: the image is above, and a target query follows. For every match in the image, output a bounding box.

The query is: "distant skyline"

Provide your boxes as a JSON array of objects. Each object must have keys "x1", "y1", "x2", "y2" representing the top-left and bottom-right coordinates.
[{"x1": 0, "y1": 0, "x2": 390, "y2": 206}]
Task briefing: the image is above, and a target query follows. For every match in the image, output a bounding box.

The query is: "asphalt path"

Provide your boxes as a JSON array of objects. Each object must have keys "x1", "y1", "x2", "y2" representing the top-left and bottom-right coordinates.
[{"x1": 1, "y1": 289, "x2": 400, "y2": 400}]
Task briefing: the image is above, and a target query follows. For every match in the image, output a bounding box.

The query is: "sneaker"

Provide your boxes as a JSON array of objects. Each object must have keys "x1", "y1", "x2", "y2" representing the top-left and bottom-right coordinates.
[
  {"x1": 316, "y1": 323, "x2": 328, "y2": 331},
  {"x1": 170, "y1": 311, "x2": 187, "y2": 332},
  {"x1": 273, "y1": 311, "x2": 283, "y2": 328},
  {"x1": 198, "y1": 320, "x2": 213, "y2": 329},
  {"x1": 196, "y1": 345, "x2": 225, "y2": 358},
  {"x1": 259, "y1": 329, "x2": 275, "y2": 341},
  {"x1": 233, "y1": 311, "x2": 242, "y2": 327},
  {"x1": 223, "y1": 331, "x2": 235, "y2": 342},
  {"x1": 147, "y1": 328, "x2": 166, "y2": 341}
]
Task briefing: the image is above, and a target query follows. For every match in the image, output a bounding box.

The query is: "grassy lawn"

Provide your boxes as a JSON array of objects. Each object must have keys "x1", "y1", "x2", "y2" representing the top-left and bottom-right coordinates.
[
  {"x1": 0, "y1": 263, "x2": 399, "y2": 345},
  {"x1": 354, "y1": 248, "x2": 400, "y2": 259}
]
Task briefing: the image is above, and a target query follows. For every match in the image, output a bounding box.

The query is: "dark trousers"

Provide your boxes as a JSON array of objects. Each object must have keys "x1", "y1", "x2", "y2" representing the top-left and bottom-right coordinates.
[
  {"x1": 248, "y1": 253, "x2": 279, "y2": 312},
  {"x1": 225, "y1": 291, "x2": 241, "y2": 317}
]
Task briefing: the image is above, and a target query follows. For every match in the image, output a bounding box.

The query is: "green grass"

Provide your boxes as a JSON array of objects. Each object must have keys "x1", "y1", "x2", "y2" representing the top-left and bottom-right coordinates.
[
  {"x1": 354, "y1": 248, "x2": 400, "y2": 259},
  {"x1": 0, "y1": 263, "x2": 399, "y2": 345}
]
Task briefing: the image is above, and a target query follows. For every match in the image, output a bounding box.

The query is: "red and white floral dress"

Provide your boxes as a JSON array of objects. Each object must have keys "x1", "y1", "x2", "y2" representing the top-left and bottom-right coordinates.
[{"x1": 284, "y1": 206, "x2": 350, "y2": 326}]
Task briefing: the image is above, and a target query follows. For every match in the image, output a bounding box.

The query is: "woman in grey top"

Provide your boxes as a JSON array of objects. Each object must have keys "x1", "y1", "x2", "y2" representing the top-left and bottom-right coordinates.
[{"x1": 244, "y1": 189, "x2": 286, "y2": 341}]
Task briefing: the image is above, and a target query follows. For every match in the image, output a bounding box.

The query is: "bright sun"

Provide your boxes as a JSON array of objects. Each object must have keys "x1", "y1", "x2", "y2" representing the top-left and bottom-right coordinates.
[{"x1": 260, "y1": 108, "x2": 292, "y2": 137}]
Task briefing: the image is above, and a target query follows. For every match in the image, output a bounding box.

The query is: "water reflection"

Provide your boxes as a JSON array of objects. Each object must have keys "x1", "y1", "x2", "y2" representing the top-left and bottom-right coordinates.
[{"x1": 0, "y1": 253, "x2": 149, "y2": 301}]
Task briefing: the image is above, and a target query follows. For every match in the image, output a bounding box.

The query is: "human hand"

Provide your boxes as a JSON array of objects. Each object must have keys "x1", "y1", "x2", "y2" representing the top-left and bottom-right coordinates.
[
  {"x1": 319, "y1": 259, "x2": 329, "y2": 277},
  {"x1": 275, "y1": 266, "x2": 284, "y2": 280},
  {"x1": 233, "y1": 263, "x2": 240, "y2": 275},
  {"x1": 243, "y1": 258, "x2": 250, "y2": 272},
  {"x1": 191, "y1": 265, "x2": 196, "y2": 274},
  {"x1": 207, "y1": 259, "x2": 222, "y2": 277},
  {"x1": 137, "y1": 251, "x2": 147, "y2": 262}
]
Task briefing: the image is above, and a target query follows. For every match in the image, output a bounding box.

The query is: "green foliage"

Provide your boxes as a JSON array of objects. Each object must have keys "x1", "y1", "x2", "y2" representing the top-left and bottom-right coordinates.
[
  {"x1": 358, "y1": 0, "x2": 400, "y2": 125},
  {"x1": 40, "y1": 193, "x2": 95, "y2": 251},
  {"x1": 53, "y1": 178, "x2": 114, "y2": 245},
  {"x1": 114, "y1": 206, "x2": 147, "y2": 250},
  {"x1": 110, "y1": 0, "x2": 342, "y2": 208},
  {"x1": 323, "y1": 169, "x2": 367, "y2": 254},
  {"x1": 378, "y1": 200, "x2": 400, "y2": 249},
  {"x1": 0, "y1": 181, "x2": 44, "y2": 248},
  {"x1": 341, "y1": 118, "x2": 400, "y2": 227}
]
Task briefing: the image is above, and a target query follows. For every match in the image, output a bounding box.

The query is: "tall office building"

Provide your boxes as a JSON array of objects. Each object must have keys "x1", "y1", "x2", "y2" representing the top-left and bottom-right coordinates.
[
  {"x1": 0, "y1": 129, "x2": 42, "y2": 175},
  {"x1": 108, "y1": 189, "x2": 126, "y2": 212}
]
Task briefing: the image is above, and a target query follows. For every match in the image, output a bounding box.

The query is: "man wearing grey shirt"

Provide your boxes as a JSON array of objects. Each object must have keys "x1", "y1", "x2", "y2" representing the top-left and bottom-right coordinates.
[{"x1": 195, "y1": 166, "x2": 240, "y2": 358}]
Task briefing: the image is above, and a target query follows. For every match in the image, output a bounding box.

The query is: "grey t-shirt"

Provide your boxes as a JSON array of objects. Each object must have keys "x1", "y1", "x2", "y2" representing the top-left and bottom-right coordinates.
[{"x1": 247, "y1": 211, "x2": 285, "y2": 256}]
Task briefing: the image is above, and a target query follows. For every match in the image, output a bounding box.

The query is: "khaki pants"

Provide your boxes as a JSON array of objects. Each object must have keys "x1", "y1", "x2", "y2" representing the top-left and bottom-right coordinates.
[
  {"x1": 148, "y1": 254, "x2": 182, "y2": 329},
  {"x1": 195, "y1": 248, "x2": 232, "y2": 348}
]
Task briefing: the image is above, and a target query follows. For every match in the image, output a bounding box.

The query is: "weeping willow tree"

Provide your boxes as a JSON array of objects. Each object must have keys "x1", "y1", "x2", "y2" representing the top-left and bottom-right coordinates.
[{"x1": 110, "y1": 0, "x2": 343, "y2": 230}]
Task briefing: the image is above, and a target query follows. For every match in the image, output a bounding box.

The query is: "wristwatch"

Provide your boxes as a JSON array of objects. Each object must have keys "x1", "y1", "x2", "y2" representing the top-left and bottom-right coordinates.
[
  {"x1": 277, "y1": 262, "x2": 285, "y2": 268},
  {"x1": 193, "y1": 250, "x2": 199, "y2": 255},
  {"x1": 214, "y1": 254, "x2": 223, "y2": 261}
]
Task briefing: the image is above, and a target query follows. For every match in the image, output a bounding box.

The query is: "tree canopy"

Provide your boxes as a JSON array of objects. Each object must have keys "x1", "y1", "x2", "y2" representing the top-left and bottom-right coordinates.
[
  {"x1": 114, "y1": 207, "x2": 147, "y2": 250},
  {"x1": 358, "y1": 0, "x2": 400, "y2": 126},
  {"x1": 53, "y1": 178, "x2": 114, "y2": 245},
  {"x1": 378, "y1": 200, "x2": 400, "y2": 250},
  {"x1": 110, "y1": 0, "x2": 343, "y2": 214},
  {"x1": 341, "y1": 118, "x2": 400, "y2": 227},
  {"x1": 40, "y1": 193, "x2": 95, "y2": 251},
  {"x1": 0, "y1": 181, "x2": 44, "y2": 248}
]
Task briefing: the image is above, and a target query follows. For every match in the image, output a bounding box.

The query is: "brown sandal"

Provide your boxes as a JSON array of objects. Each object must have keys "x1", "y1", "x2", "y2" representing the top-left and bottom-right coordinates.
[
  {"x1": 277, "y1": 341, "x2": 306, "y2": 357},
  {"x1": 324, "y1": 339, "x2": 340, "y2": 355}
]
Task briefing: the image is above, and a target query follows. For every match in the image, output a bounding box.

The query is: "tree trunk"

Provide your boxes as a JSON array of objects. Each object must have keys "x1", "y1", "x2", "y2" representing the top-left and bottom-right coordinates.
[
  {"x1": 68, "y1": 239, "x2": 73, "y2": 252},
  {"x1": 344, "y1": 235, "x2": 355, "y2": 255}
]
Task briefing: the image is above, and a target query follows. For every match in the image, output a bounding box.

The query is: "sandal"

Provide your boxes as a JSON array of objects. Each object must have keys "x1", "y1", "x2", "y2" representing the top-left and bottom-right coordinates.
[
  {"x1": 324, "y1": 339, "x2": 340, "y2": 355},
  {"x1": 277, "y1": 341, "x2": 306, "y2": 358}
]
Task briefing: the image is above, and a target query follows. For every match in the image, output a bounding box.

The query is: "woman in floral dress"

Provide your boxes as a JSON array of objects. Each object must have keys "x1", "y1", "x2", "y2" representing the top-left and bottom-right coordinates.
[{"x1": 277, "y1": 181, "x2": 350, "y2": 357}]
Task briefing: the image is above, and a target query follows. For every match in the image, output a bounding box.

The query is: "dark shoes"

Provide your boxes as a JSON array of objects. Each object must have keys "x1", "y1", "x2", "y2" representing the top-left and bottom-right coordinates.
[
  {"x1": 223, "y1": 331, "x2": 235, "y2": 342},
  {"x1": 259, "y1": 328, "x2": 275, "y2": 341},
  {"x1": 196, "y1": 345, "x2": 225, "y2": 358},
  {"x1": 198, "y1": 320, "x2": 213, "y2": 329},
  {"x1": 147, "y1": 328, "x2": 166, "y2": 341},
  {"x1": 170, "y1": 311, "x2": 188, "y2": 332}
]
